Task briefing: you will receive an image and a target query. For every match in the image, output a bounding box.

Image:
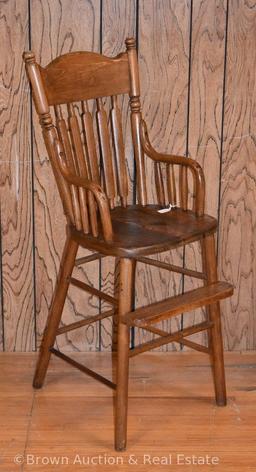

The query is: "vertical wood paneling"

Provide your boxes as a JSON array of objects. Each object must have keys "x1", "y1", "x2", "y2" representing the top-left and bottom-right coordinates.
[
  {"x1": 136, "y1": 0, "x2": 190, "y2": 350},
  {"x1": 219, "y1": 0, "x2": 256, "y2": 350},
  {"x1": 183, "y1": 0, "x2": 227, "y2": 345},
  {"x1": 0, "y1": 229, "x2": 3, "y2": 351},
  {"x1": 0, "y1": 0, "x2": 35, "y2": 351},
  {"x1": 30, "y1": 0, "x2": 101, "y2": 352},
  {"x1": 1, "y1": 0, "x2": 255, "y2": 352},
  {"x1": 100, "y1": 0, "x2": 137, "y2": 350}
]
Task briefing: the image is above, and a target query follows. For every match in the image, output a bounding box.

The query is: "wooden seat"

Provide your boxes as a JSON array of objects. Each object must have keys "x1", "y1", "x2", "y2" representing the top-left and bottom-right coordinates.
[
  {"x1": 73, "y1": 205, "x2": 218, "y2": 257},
  {"x1": 23, "y1": 37, "x2": 233, "y2": 452}
]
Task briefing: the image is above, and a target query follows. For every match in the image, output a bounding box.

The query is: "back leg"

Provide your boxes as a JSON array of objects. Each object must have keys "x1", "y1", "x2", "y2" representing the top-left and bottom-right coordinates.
[
  {"x1": 33, "y1": 233, "x2": 78, "y2": 388},
  {"x1": 201, "y1": 233, "x2": 227, "y2": 406}
]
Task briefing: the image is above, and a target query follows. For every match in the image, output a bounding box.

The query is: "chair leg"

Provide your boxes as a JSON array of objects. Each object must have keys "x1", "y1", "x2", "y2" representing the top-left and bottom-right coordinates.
[
  {"x1": 112, "y1": 258, "x2": 136, "y2": 352},
  {"x1": 115, "y1": 258, "x2": 134, "y2": 451},
  {"x1": 33, "y1": 234, "x2": 78, "y2": 389},
  {"x1": 112, "y1": 257, "x2": 120, "y2": 352},
  {"x1": 202, "y1": 233, "x2": 227, "y2": 406}
]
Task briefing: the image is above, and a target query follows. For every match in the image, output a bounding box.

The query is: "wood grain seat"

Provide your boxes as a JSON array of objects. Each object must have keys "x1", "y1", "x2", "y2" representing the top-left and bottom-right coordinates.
[{"x1": 72, "y1": 205, "x2": 217, "y2": 257}]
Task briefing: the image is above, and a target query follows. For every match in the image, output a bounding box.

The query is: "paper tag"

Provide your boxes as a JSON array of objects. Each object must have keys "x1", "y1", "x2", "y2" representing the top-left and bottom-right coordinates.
[{"x1": 157, "y1": 204, "x2": 177, "y2": 213}]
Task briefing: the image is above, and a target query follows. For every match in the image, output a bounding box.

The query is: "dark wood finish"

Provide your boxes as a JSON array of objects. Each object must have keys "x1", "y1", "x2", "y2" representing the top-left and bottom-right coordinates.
[
  {"x1": 126, "y1": 38, "x2": 147, "y2": 205},
  {"x1": 56, "y1": 309, "x2": 114, "y2": 336},
  {"x1": 55, "y1": 155, "x2": 113, "y2": 241},
  {"x1": 130, "y1": 321, "x2": 213, "y2": 358},
  {"x1": 111, "y1": 95, "x2": 129, "y2": 207},
  {"x1": 69, "y1": 277, "x2": 118, "y2": 307},
  {"x1": 115, "y1": 258, "x2": 133, "y2": 451},
  {"x1": 1, "y1": 0, "x2": 255, "y2": 454},
  {"x1": 41, "y1": 52, "x2": 130, "y2": 105},
  {"x1": 140, "y1": 120, "x2": 205, "y2": 216},
  {"x1": 131, "y1": 323, "x2": 210, "y2": 354},
  {"x1": 55, "y1": 105, "x2": 83, "y2": 231},
  {"x1": 154, "y1": 162, "x2": 166, "y2": 206},
  {"x1": 96, "y1": 98, "x2": 116, "y2": 208},
  {"x1": 135, "y1": 256, "x2": 206, "y2": 280},
  {"x1": 167, "y1": 163, "x2": 177, "y2": 207},
  {"x1": 67, "y1": 103, "x2": 90, "y2": 233},
  {"x1": 203, "y1": 234, "x2": 227, "y2": 406},
  {"x1": 81, "y1": 101, "x2": 100, "y2": 183},
  {"x1": 75, "y1": 253, "x2": 105, "y2": 266},
  {"x1": 124, "y1": 281, "x2": 233, "y2": 328},
  {"x1": 24, "y1": 36, "x2": 233, "y2": 450},
  {"x1": 50, "y1": 348, "x2": 116, "y2": 389},
  {"x1": 70, "y1": 205, "x2": 217, "y2": 257},
  {"x1": 33, "y1": 233, "x2": 78, "y2": 388},
  {"x1": 178, "y1": 338, "x2": 210, "y2": 354}
]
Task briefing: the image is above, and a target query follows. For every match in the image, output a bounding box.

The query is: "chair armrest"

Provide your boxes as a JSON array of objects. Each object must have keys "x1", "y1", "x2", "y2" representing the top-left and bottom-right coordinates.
[
  {"x1": 54, "y1": 139, "x2": 113, "y2": 241},
  {"x1": 140, "y1": 119, "x2": 205, "y2": 216}
]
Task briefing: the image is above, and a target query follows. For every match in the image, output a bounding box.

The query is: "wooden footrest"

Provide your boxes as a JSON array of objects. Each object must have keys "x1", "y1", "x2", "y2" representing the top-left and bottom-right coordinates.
[{"x1": 123, "y1": 281, "x2": 233, "y2": 327}]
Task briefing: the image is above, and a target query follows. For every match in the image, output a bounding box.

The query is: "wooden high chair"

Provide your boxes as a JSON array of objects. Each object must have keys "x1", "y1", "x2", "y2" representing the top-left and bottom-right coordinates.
[{"x1": 23, "y1": 38, "x2": 233, "y2": 451}]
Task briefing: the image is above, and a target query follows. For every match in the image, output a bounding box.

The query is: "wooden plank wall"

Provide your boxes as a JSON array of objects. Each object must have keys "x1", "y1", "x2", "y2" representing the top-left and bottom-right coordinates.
[
  {"x1": 100, "y1": 0, "x2": 137, "y2": 350},
  {"x1": 135, "y1": 0, "x2": 190, "y2": 350},
  {"x1": 0, "y1": 0, "x2": 255, "y2": 352},
  {"x1": 219, "y1": 0, "x2": 256, "y2": 350},
  {"x1": 183, "y1": 0, "x2": 228, "y2": 347},
  {"x1": 0, "y1": 1, "x2": 35, "y2": 351},
  {"x1": 30, "y1": 0, "x2": 101, "y2": 353}
]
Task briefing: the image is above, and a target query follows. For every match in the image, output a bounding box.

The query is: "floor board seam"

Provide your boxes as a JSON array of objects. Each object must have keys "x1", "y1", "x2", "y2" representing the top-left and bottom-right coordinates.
[{"x1": 22, "y1": 387, "x2": 36, "y2": 472}]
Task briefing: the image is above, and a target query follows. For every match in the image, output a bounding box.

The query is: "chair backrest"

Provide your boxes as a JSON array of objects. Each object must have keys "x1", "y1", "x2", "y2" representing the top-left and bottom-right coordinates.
[{"x1": 23, "y1": 38, "x2": 147, "y2": 239}]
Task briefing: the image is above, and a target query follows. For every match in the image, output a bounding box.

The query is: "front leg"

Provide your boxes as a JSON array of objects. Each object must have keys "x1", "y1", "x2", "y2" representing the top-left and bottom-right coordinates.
[
  {"x1": 33, "y1": 232, "x2": 78, "y2": 388},
  {"x1": 115, "y1": 258, "x2": 135, "y2": 451}
]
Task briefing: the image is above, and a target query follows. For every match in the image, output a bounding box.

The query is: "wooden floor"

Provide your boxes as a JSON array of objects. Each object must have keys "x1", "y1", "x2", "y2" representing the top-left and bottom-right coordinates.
[{"x1": 0, "y1": 351, "x2": 255, "y2": 471}]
